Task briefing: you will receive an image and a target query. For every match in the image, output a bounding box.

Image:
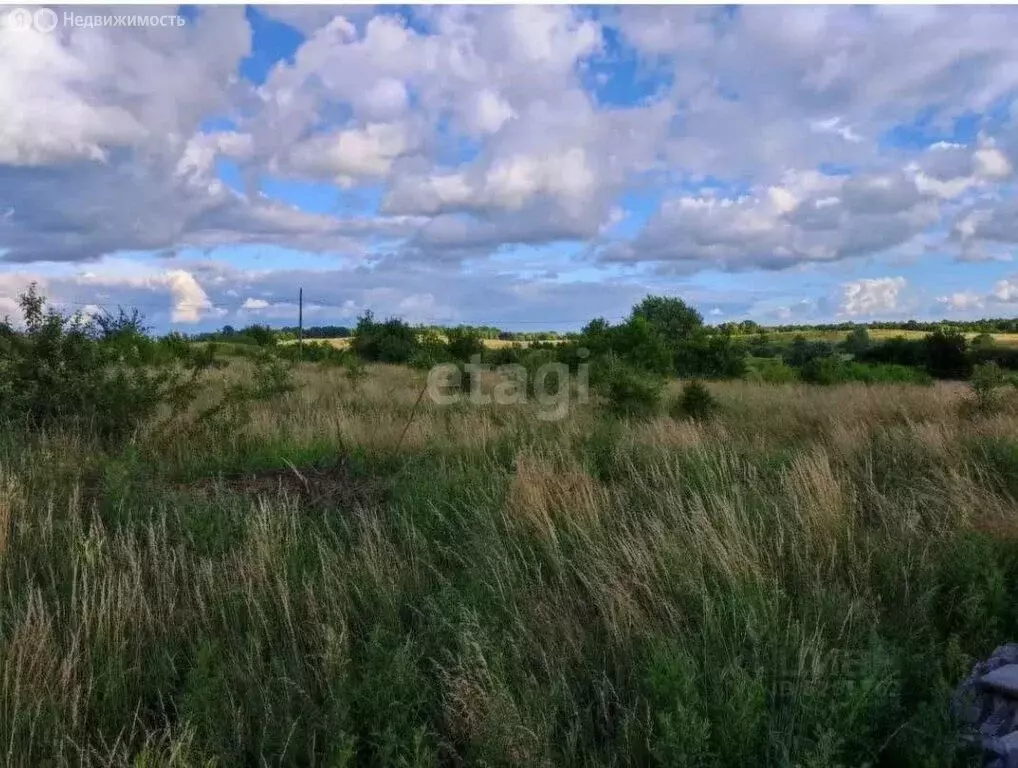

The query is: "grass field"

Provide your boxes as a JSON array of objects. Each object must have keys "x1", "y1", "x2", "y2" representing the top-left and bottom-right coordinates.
[{"x1": 1, "y1": 362, "x2": 1017, "y2": 765}]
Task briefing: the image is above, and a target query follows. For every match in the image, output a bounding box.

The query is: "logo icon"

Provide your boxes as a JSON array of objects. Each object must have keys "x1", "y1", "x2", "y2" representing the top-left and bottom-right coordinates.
[
  {"x1": 4, "y1": 7, "x2": 33, "y2": 31},
  {"x1": 33, "y1": 7, "x2": 57, "y2": 32}
]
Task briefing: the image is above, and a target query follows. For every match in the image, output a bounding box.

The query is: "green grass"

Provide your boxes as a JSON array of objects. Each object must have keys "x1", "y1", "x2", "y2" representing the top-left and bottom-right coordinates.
[{"x1": 0, "y1": 365, "x2": 1013, "y2": 765}]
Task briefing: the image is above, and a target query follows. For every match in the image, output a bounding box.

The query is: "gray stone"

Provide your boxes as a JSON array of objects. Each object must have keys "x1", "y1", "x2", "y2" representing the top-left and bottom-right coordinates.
[
  {"x1": 954, "y1": 645, "x2": 1018, "y2": 765},
  {"x1": 988, "y1": 730, "x2": 1018, "y2": 768},
  {"x1": 982, "y1": 665, "x2": 1018, "y2": 692}
]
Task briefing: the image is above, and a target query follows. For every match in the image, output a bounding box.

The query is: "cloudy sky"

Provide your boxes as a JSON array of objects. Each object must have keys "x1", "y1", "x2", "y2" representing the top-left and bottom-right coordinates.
[{"x1": 3, "y1": 4, "x2": 1018, "y2": 331}]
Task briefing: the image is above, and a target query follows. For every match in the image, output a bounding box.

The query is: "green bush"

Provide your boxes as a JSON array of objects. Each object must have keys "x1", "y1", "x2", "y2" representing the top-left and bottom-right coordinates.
[
  {"x1": 517, "y1": 349, "x2": 564, "y2": 398},
  {"x1": 599, "y1": 361, "x2": 664, "y2": 419},
  {"x1": 237, "y1": 324, "x2": 277, "y2": 347},
  {"x1": 858, "y1": 335, "x2": 926, "y2": 368},
  {"x1": 570, "y1": 297, "x2": 749, "y2": 381},
  {"x1": 747, "y1": 358, "x2": 799, "y2": 383},
  {"x1": 608, "y1": 315, "x2": 675, "y2": 376},
  {"x1": 800, "y1": 356, "x2": 846, "y2": 385},
  {"x1": 842, "y1": 327, "x2": 872, "y2": 357},
  {"x1": 445, "y1": 327, "x2": 485, "y2": 362},
  {"x1": 971, "y1": 362, "x2": 1006, "y2": 413},
  {"x1": 0, "y1": 286, "x2": 208, "y2": 445},
  {"x1": 785, "y1": 335, "x2": 836, "y2": 368},
  {"x1": 409, "y1": 329, "x2": 454, "y2": 370},
  {"x1": 671, "y1": 380, "x2": 717, "y2": 421},
  {"x1": 851, "y1": 363, "x2": 933, "y2": 385},
  {"x1": 799, "y1": 358, "x2": 933, "y2": 386},
  {"x1": 924, "y1": 328, "x2": 973, "y2": 380},
  {"x1": 971, "y1": 333, "x2": 996, "y2": 353},
  {"x1": 481, "y1": 344, "x2": 526, "y2": 367},
  {"x1": 675, "y1": 333, "x2": 749, "y2": 379},
  {"x1": 351, "y1": 312, "x2": 420, "y2": 364},
  {"x1": 275, "y1": 341, "x2": 350, "y2": 366}
]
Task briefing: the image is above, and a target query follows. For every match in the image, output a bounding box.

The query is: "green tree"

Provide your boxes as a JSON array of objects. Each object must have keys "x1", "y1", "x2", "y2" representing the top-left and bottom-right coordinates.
[
  {"x1": 445, "y1": 327, "x2": 484, "y2": 362},
  {"x1": 971, "y1": 361, "x2": 1006, "y2": 412},
  {"x1": 631, "y1": 295, "x2": 704, "y2": 345},
  {"x1": 787, "y1": 336, "x2": 834, "y2": 369},
  {"x1": 843, "y1": 327, "x2": 872, "y2": 357},
  {"x1": 924, "y1": 328, "x2": 972, "y2": 380},
  {"x1": 609, "y1": 315, "x2": 674, "y2": 376},
  {"x1": 629, "y1": 296, "x2": 747, "y2": 379},
  {"x1": 676, "y1": 334, "x2": 749, "y2": 378},
  {"x1": 578, "y1": 317, "x2": 613, "y2": 357},
  {"x1": 351, "y1": 312, "x2": 420, "y2": 364},
  {"x1": 971, "y1": 333, "x2": 996, "y2": 353},
  {"x1": 239, "y1": 324, "x2": 276, "y2": 346}
]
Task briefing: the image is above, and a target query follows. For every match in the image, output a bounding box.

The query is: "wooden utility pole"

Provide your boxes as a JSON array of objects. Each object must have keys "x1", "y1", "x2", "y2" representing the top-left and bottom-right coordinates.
[{"x1": 298, "y1": 287, "x2": 303, "y2": 362}]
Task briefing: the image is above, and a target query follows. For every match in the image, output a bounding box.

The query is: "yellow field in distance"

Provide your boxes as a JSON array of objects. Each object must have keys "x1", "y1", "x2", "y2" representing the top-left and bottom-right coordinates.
[
  {"x1": 282, "y1": 328, "x2": 1018, "y2": 349},
  {"x1": 754, "y1": 328, "x2": 1018, "y2": 346},
  {"x1": 282, "y1": 337, "x2": 565, "y2": 350}
]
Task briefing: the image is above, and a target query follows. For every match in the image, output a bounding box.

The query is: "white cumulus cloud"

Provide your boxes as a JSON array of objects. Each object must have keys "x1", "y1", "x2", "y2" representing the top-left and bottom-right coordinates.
[{"x1": 839, "y1": 277, "x2": 908, "y2": 317}]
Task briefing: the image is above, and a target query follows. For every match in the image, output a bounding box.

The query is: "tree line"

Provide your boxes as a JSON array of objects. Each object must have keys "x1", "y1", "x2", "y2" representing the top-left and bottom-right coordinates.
[
  {"x1": 4, "y1": 284, "x2": 1017, "y2": 441},
  {"x1": 180, "y1": 298, "x2": 1018, "y2": 385}
]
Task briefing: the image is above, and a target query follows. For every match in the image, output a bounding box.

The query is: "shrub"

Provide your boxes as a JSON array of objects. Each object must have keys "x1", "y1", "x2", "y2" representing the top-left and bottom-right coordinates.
[
  {"x1": 924, "y1": 328, "x2": 973, "y2": 380},
  {"x1": 747, "y1": 331, "x2": 781, "y2": 358},
  {"x1": 572, "y1": 298, "x2": 750, "y2": 381},
  {"x1": 237, "y1": 324, "x2": 277, "y2": 347},
  {"x1": 163, "y1": 350, "x2": 294, "y2": 450},
  {"x1": 747, "y1": 358, "x2": 799, "y2": 384},
  {"x1": 972, "y1": 345, "x2": 1018, "y2": 371},
  {"x1": 550, "y1": 341, "x2": 592, "y2": 374},
  {"x1": 785, "y1": 336, "x2": 836, "y2": 369},
  {"x1": 409, "y1": 329, "x2": 454, "y2": 370},
  {"x1": 671, "y1": 380, "x2": 717, "y2": 421},
  {"x1": 482, "y1": 344, "x2": 526, "y2": 368},
  {"x1": 577, "y1": 317, "x2": 614, "y2": 358},
  {"x1": 675, "y1": 333, "x2": 749, "y2": 379},
  {"x1": 275, "y1": 341, "x2": 350, "y2": 366},
  {"x1": 0, "y1": 286, "x2": 212, "y2": 446},
  {"x1": 858, "y1": 336, "x2": 926, "y2": 368},
  {"x1": 842, "y1": 327, "x2": 872, "y2": 357},
  {"x1": 250, "y1": 353, "x2": 295, "y2": 400},
  {"x1": 519, "y1": 349, "x2": 565, "y2": 398},
  {"x1": 972, "y1": 333, "x2": 997, "y2": 352},
  {"x1": 971, "y1": 362, "x2": 1006, "y2": 413},
  {"x1": 351, "y1": 312, "x2": 420, "y2": 364},
  {"x1": 445, "y1": 327, "x2": 485, "y2": 362},
  {"x1": 609, "y1": 315, "x2": 675, "y2": 376},
  {"x1": 800, "y1": 356, "x2": 845, "y2": 385},
  {"x1": 155, "y1": 331, "x2": 211, "y2": 367},
  {"x1": 599, "y1": 361, "x2": 664, "y2": 419},
  {"x1": 799, "y1": 359, "x2": 934, "y2": 386},
  {"x1": 847, "y1": 363, "x2": 933, "y2": 385}
]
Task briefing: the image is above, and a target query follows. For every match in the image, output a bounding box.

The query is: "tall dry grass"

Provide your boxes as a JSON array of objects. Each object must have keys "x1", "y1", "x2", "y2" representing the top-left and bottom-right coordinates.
[{"x1": 0, "y1": 365, "x2": 1014, "y2": 765}]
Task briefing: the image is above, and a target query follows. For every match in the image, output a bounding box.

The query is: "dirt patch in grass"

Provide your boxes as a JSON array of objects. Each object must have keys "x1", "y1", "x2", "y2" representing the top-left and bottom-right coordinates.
[{"x1": 184, "y1": 456, "x2": 384, "y2": 511}]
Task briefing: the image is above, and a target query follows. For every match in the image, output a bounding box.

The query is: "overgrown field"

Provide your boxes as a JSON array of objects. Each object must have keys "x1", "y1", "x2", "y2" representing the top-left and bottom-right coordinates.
[{"x1": 2, "y1": 361, "x2": 1018, "y2": 766}]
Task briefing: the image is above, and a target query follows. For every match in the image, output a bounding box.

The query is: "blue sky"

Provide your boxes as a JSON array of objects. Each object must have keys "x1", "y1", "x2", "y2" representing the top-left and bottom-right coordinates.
[{"x1": 3, "y1": 5, "x2": 1018, "y2": 331}]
